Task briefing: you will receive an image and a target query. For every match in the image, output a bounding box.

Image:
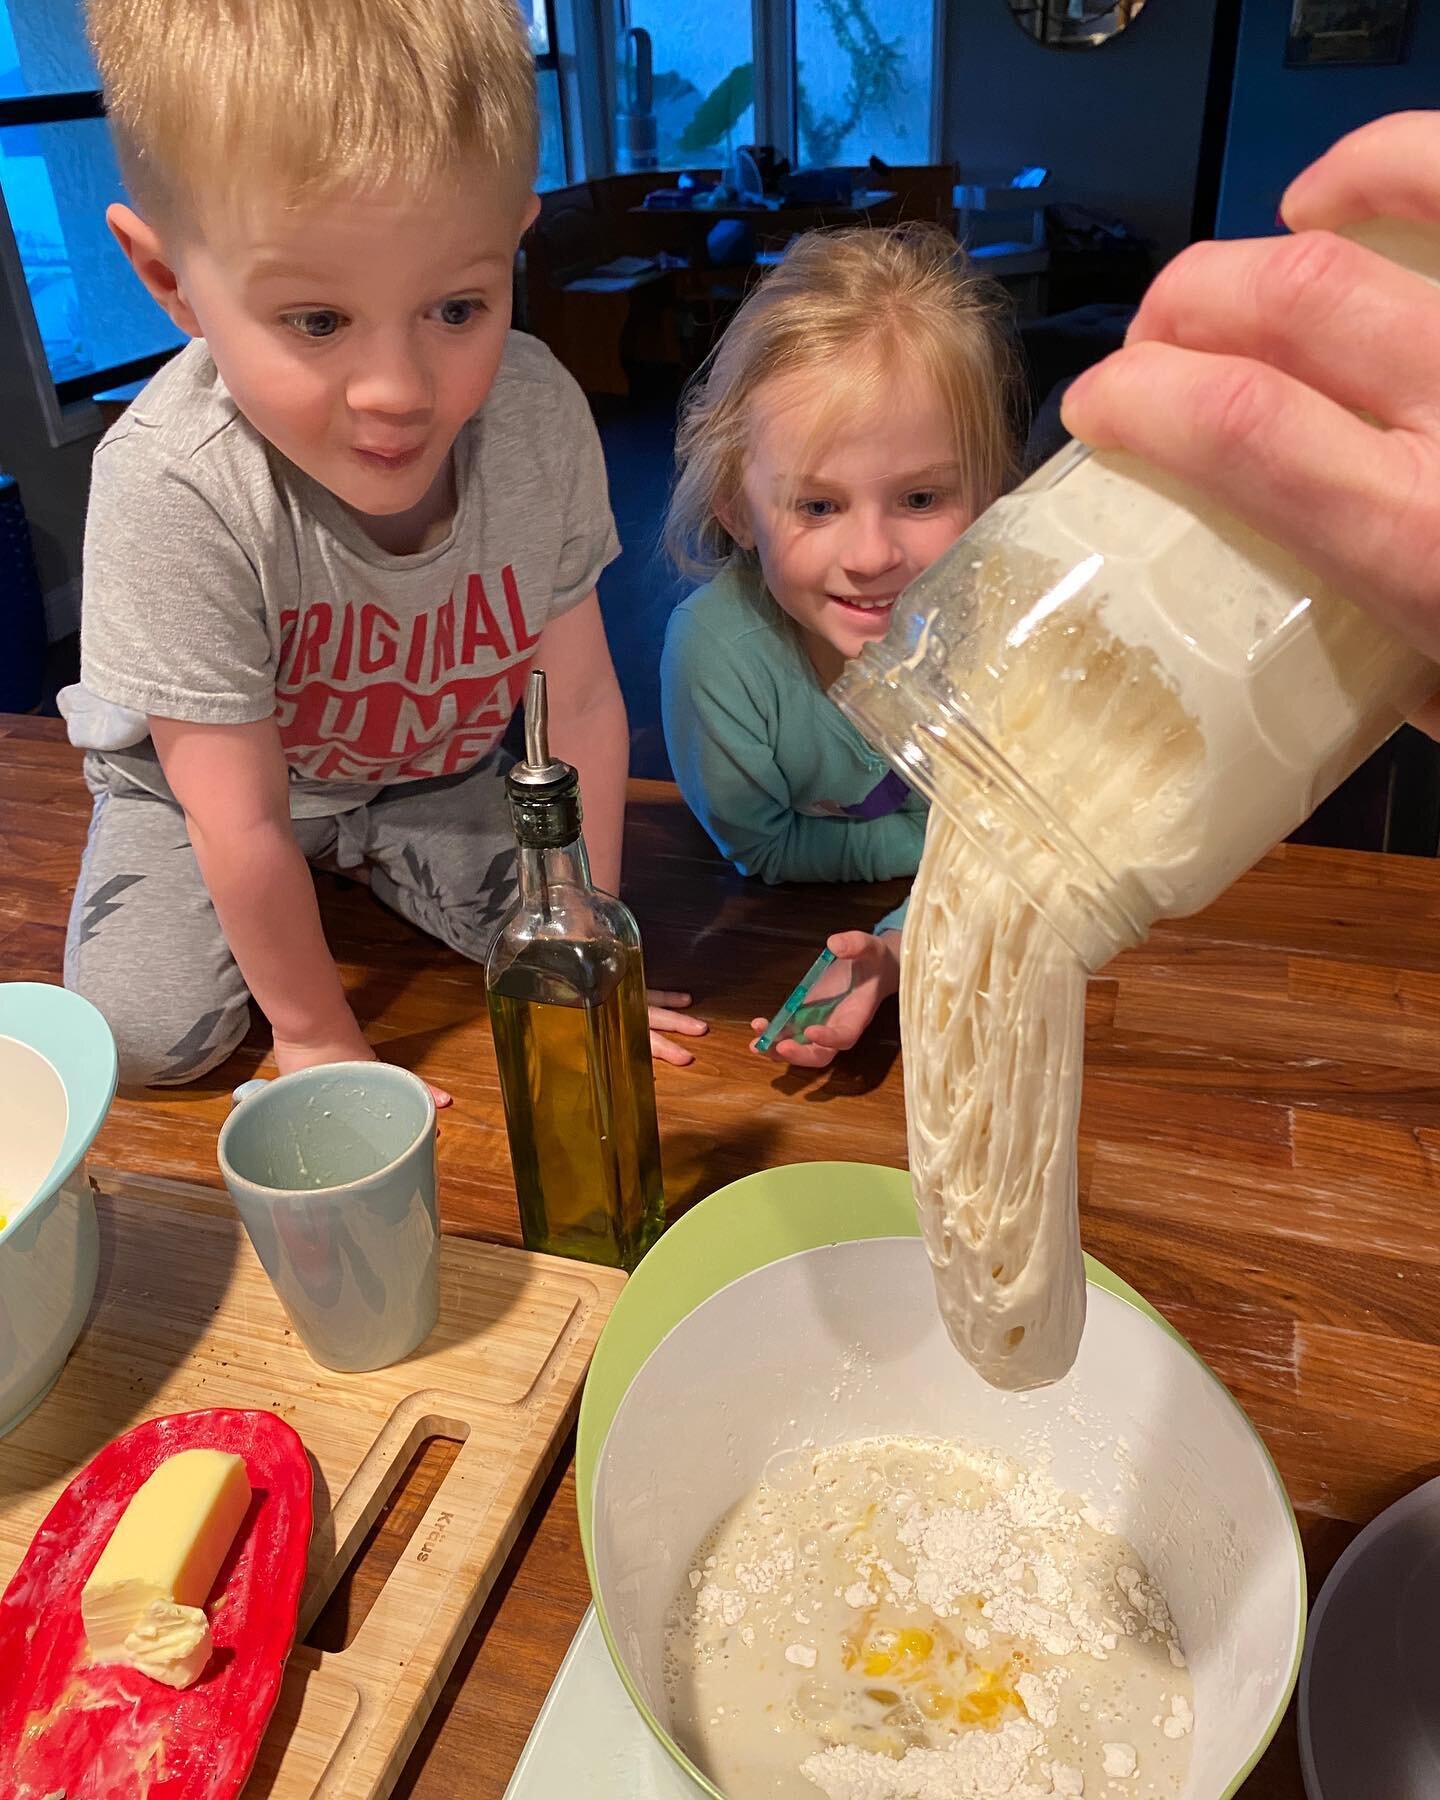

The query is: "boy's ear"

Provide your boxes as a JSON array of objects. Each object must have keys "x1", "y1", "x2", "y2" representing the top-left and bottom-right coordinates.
[{"x1": 106, "y1": 203, "x2": 202, "y2": 337}]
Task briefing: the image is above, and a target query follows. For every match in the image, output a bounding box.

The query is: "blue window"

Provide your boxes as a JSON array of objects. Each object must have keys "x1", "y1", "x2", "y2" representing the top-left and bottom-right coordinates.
[
  {"x1": 536, "y1": 68, "x2": 570, "y2": 192},
  {"x1": 0, "y1": 0, "x2": 572, "y2": 426},
  {"x1": 0, "y1": 0, "x2": 95, "y2": 96},
  {"x1": 608, "y1": 0, "x2": 936, "y2": 177},
  {"x1": 532, "y1": 0, "x2": 572, "y2": 190},
  {"x1": 0, "y1": 1, "x2": 183, "y2": 405},
  {"x1": 795, "y1": 0, "x2": 935, "y2": 167},
  {"x1": 614, "y1": 0, "x2": 756, "y2": 171}
]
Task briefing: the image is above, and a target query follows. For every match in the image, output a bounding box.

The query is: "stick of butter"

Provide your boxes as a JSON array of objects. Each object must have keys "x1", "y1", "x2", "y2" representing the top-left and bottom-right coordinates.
[{"x1": 81, "y1": 1448, "x2": 252, "y2": 1689}]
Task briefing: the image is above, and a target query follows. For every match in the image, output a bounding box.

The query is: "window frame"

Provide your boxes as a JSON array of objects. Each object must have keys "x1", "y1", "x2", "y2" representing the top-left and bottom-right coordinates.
[
  {"x1": 532, "y1": 0, "x2": 590, "y2": 190},
  {"x1": 602, "y1": 0, "x2": 942, "y2": 175},
  {"x1": 1, "y1": 0, "x2": 576, "y2": 448},
  {"x1": 0, "y1": 88, "x2": 177, "y2": 445},
  {"x1": 552, "y1": 0, "x2": 610, "y2": 183}
]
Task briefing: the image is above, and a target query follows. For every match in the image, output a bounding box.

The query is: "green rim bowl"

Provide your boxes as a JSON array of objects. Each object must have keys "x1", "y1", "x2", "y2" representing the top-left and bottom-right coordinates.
[{"x1": 577, "y1": 1160, "x2": 1306, "y2": 1800}]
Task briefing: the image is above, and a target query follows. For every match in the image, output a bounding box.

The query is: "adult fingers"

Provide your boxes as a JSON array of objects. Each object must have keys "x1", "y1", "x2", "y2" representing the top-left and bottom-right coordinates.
[
  {"x1": 1125, "y1": 231, "x2": 1440, "y2": 429},
  {"x1": 1282, "y1": 112, "x2": 1440, "y2": 234},
  {"x1": 1062, "y1": 340, "x2": 1440, "y2": 662}
]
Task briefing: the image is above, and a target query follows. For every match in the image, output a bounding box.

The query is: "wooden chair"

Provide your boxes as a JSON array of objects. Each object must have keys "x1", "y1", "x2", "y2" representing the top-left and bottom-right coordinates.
[{"x1": 520, "y1": 181, "x2": 676, "y2": 398}]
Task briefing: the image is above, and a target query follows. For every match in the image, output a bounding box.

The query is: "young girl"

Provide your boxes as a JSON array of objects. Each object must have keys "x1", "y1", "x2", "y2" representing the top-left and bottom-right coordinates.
[{"x1": 660, "y1": 224, "x2": 1016, "y2": 1066}]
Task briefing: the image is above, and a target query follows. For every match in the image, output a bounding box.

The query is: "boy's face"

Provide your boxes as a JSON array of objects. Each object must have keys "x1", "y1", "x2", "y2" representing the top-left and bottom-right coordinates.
[
  {"x1": 733, "y1": 367, "x2": 973, "y2": 683},
  {"x1": 110, "y1": 171, "x2": 538, "y2": 522}
]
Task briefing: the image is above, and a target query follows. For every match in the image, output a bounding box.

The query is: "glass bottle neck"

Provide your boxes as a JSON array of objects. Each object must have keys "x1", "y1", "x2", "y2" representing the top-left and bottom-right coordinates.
[{"x1": 517, "y1": 836, "x2": 592, "y2": 906}]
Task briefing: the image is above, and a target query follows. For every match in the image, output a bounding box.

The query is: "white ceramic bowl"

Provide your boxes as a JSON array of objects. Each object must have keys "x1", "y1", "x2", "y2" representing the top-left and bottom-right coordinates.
[
  {"x1": 578, "y1": 1163, "x2": 1305, "y2": 1800},
  {"x1": 0, "y1": 984, "x2": 117, "y2": 1434}
]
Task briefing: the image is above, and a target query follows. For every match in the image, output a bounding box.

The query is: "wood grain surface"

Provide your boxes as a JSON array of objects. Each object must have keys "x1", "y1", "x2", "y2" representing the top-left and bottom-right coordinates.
[
  {"x1": 0, "y1": 1169, "x2": 624, "y2": 1798},
  {"x1": 6, "y1": 712, "x2": 1440, "y2": 1798}
]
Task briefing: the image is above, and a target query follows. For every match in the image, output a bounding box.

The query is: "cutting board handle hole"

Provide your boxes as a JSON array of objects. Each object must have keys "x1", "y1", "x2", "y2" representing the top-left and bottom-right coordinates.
[{"x1": 305, "y1": 1433, "x2": 463, "y2": 1653}]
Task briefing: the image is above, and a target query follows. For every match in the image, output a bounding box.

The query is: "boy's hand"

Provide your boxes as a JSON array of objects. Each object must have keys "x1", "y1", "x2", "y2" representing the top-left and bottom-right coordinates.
[
  {"x1": 647, "y1": 990, "x2": 708, "y2": 1068},
  {"x1": 751, "y1": 930, "x2": 901, "y2": 1069},
  {"x1": 272, "y1": 1024, "x2": 454, "y2": 1109}
]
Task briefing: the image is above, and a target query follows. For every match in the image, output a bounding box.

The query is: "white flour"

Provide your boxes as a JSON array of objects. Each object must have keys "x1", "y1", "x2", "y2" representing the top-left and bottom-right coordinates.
[
  {"x1": 665, "y1": 1436, "x2": 1192, "y2": 1799},
  {"x1": 802, "y1": 1723, "x2": 1055, "y2": 1798}
]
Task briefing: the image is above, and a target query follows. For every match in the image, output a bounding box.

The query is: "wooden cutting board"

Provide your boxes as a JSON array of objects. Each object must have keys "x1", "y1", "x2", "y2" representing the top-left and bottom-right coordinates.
[{"x1": 0, "y1": 1168, "x2": 627, "y2": 1799}]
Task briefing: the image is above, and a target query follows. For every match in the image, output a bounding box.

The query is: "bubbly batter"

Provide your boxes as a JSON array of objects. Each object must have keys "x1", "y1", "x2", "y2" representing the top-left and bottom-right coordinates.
[
  {"x1": 899, "y1": 551, "x2": 1204, "y2": 1389},
  {"x1": 666, "y1": 1436, "x2": 1193, "y2": 1799}
]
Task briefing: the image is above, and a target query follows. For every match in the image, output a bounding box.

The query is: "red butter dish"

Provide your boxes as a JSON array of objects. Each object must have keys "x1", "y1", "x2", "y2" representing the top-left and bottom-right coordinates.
[{"x1": 0, "y1": 1407, "x2": 313, "y2": 1800}]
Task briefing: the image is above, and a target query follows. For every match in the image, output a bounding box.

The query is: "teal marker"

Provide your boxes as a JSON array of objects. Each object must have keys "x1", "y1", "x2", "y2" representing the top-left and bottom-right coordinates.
[{"x1": 754, "y1": 947, "x2": 841, "y2": 1054}]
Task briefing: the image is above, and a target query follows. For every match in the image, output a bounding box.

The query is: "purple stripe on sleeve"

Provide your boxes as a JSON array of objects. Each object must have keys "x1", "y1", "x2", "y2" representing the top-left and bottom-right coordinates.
[{"x1": 842, "y1": 769, "x2": 911, "y2": 821}]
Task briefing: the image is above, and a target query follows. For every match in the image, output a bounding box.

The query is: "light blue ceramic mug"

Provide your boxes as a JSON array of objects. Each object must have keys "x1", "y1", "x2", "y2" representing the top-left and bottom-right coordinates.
[{"x1": 218, "y1": 1061, "x2": 439, "y2": 1372}]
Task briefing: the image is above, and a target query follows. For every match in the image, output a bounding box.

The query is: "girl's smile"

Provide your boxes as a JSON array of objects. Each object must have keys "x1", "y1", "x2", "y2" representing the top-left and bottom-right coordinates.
[{"x1": 732, "y1": 365, "x2": 974, "y2": 684}]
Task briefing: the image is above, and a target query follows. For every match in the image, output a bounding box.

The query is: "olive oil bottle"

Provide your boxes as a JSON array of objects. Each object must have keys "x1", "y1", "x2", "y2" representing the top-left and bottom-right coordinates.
[{"x1": 486, "y1": 671, "x2": 665, "y2": 1271}]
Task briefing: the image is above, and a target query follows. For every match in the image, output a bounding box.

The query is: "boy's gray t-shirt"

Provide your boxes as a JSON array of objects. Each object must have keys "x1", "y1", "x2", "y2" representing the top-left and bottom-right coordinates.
[{"x1": 74, "y1": 332, "x2": 620, "y2": 816}]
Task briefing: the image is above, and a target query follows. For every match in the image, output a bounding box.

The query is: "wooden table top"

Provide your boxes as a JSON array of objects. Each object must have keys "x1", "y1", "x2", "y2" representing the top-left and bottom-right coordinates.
[{"x1": 5, "y1": 710, "x2": 1440, "y2": 1798}]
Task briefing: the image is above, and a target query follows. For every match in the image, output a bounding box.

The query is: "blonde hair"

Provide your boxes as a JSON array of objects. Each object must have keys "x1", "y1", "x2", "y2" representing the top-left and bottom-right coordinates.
[
  {"x1": 666, "y1": 224, "x2": 1019, "y2": 582},
  {"x1": 86, "y1": 0, "x2": 538, "y2": 224}
]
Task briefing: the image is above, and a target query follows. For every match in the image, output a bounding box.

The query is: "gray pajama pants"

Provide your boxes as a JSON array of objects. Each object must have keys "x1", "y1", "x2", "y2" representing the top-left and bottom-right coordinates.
[{"x1": 64, "y1": 751, "x2": 516, "y2": 1088}]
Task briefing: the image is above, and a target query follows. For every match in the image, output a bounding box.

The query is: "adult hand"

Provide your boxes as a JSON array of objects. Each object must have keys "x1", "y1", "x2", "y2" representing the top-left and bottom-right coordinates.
[
  {"x1": 1061, "y1": 111, "x2": 1440, "y2": 668},
  {"x1": 648, "y1": 990, "x2": 708, "y2": 1067},
  {"x1": 751, "y1": 930, "x2": 901, "y2": 1070}
]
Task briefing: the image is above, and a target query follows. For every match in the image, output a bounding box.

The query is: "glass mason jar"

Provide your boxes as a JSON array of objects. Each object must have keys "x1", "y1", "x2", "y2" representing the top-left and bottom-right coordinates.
[
  {"x1": 835, "y1": 354, "x2": 1436, "y2": 971},
  {"x1": 837, "y1": 220, "x2": 1440, "y2": 968}
]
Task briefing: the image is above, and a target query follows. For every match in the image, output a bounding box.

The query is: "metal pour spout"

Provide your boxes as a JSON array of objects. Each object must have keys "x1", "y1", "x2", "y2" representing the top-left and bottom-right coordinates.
[{"x1": 512, "y1": 669, "x2": 569, "y2": 788}]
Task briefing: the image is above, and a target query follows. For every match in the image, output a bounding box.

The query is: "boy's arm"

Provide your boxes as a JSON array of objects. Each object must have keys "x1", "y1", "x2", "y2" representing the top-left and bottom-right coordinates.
[
  {"x1": 534, "y1": 593, "x2": 628, "y2": 894},
  {"x1": 148, "y1": 715, "x2": 373, "y2": 1074}
]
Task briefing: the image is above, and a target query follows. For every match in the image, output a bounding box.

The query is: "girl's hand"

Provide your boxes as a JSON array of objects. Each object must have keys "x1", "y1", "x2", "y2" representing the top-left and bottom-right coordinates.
[
  {"x1": 751, "y1": 930, "x2": 901, "y2": 1069},
  {"x1": 272, "y1": 1026, "x2": 453, "y2": 1109},
  {"x1": 647, "y1": 989, "x2": 709, "y2": 1068}
]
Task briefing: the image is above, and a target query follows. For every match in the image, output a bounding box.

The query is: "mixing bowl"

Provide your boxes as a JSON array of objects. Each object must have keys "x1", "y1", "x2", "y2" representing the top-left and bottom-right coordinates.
[
  {"x1": 578, "y1": 1162, "x2": 1304, "y2": 1799},
  {"x1": 0, "y1": 983, "x2": 118, "y2": 1434}
]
